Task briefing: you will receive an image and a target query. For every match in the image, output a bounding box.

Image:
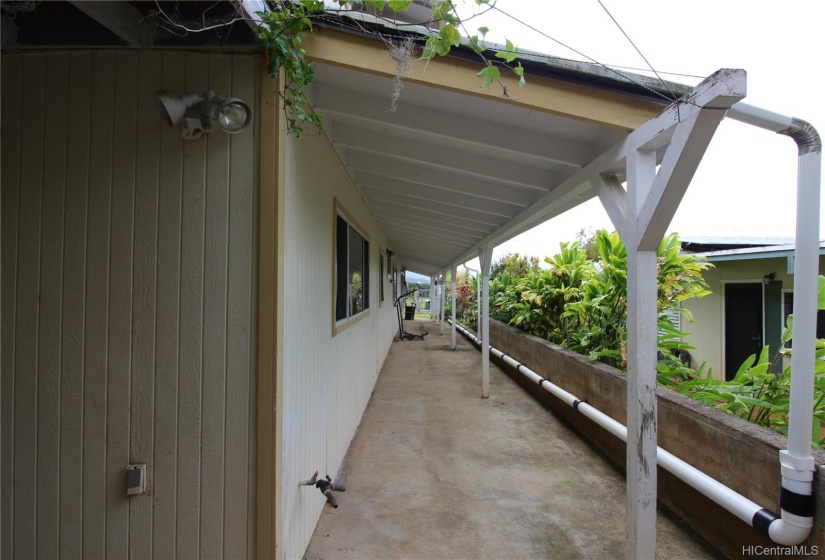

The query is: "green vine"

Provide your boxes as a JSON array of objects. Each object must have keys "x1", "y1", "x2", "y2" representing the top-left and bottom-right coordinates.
[
  {"x1": 257, "y1": 0, "x2": 525, "y2": 136},
  {"x1": 259, "y1": 1, "x2": 326, "y2": 137}
]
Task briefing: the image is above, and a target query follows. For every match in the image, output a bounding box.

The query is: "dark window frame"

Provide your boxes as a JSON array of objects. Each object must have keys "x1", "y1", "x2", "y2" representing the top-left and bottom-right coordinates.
[{"x1": 334, "y1": 202, "x2": 370, "y2": 334}]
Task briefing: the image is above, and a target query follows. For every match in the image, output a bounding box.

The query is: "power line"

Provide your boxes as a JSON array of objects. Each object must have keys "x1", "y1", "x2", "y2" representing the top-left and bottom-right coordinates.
[
  {"x1": 489, "y1": 6, "x2": 681, "y2": 105},
  {"x1": 597, "y1": 0, "x2": 678, "y2": 101}
]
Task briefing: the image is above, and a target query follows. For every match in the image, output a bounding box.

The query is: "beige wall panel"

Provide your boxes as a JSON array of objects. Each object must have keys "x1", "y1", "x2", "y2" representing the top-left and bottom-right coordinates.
[
  {"x1": 153, "y1": 50, "x2": 186, "y2": 560},
  {"x1": 130, "y1": 51, "x2": 163, "y2": 560},
  {"x1": 683, "y1": 266, "x2": 722, "y2": 377},
  {"x1": 225, "y1": 54, "x2": 259, "y2": 560},
  {"x1": 200, "y1": 54, "x2": 231, "y2": 560},
  {"x1": 13, "y1": 52, "x2": 47, "y2": 560},
  {"x1": 176, "y1": 52, "x2": 209, "y2": 560},
  {"x1": 1, "y1": 51, "x2": 259, "y2": 559},
  {"x1": 281, "y1": 129, "x2": 396, "y2": 559},
  {"x1": 0, "y1": 53, "x2": 23, "y2": 560},
  {"x1": 37, "y1": 52, "x2": 69, "y2": 560},
  {"x1": 61, "y1": 52, "x2": 92, "y2": 560},
  {"x1": 82, "y1": 50, "x2": 115, "y2": 560},
  {"x1": 106, "y1": 50, "x2": 138, "y2": 560}
]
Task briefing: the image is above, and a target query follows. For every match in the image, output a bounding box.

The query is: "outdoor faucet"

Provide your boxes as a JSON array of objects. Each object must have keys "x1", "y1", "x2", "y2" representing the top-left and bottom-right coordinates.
[{"x1": 299, "y1": 471, "x2": 346, "y2": 508}]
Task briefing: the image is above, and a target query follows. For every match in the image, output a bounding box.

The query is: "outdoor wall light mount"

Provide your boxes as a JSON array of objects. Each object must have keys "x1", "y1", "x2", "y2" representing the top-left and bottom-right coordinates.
[
  {"x1": 764, "y1": 272, "x2": 776, "y2": 285},
  {"x1": 156, "y1": 90, "x2": 252, "y2": 140}
]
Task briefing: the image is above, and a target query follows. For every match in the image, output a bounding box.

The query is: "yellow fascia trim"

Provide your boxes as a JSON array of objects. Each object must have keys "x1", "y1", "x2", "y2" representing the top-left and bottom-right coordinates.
[
  {"x1": 302, "y1": 28, "x2": 664, "y2": 132},
  {"x1": 257, "y1": 64, "x2": 286, "y2": 560}
]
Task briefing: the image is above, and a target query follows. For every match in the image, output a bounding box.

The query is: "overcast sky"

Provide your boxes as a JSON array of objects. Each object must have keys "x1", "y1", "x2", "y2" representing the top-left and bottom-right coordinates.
[{"x1": 442, "y1": 0, "x2": 824, "y2": 273}]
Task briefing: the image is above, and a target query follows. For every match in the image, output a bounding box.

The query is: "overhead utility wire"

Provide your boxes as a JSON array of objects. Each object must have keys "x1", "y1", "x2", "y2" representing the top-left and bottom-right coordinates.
[
  {"x1": 491, "y1": 7, "x2": 681, "y2": 105},
  {"x1": 597, "y1": 0, "x2": 679, "y2": 102},
  {"x1": 318, "y1": 6, "x2": 699, "y2": 106}
]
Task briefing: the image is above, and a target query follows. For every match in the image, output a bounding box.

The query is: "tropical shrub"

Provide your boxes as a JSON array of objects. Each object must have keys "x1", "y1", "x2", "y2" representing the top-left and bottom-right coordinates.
[
  {"x1": 492, "y1": 231, "x2": 712, "y2": 368},
  {"x1": 453, "y1": 233, "x2": 825, "y2": 447},
  {"x1": 666, "y1": 277, "x2": 825, "y2": 448}
]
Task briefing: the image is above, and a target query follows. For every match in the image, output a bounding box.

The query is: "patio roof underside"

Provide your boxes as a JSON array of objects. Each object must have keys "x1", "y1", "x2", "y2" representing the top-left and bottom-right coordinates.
[{"x1": 309, "y1": 62, "x2": 639, "y2": 276}]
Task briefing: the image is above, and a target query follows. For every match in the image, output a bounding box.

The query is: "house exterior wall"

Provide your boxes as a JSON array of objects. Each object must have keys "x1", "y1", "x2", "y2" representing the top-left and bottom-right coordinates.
[
  {"x1": 281, "y1": 129, "x2": 396, "y2": 559},
  {"x1": 1, "y1": 51, "x2": 259, "y2": 559},
  {"x1": 682, "y1": 256, "x2": 825, "y2": 379}
]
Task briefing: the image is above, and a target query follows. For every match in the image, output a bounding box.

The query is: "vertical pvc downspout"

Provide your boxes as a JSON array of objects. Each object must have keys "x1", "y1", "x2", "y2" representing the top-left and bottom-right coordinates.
[{"x1": 710, "y1": 104, "x2": 821, "y2": 544}]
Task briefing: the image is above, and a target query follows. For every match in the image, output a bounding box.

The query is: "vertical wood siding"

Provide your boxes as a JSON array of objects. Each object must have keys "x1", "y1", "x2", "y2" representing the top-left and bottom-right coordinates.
[
  {"x1": 0, "y1": 51, "x2": 259, "y2": 559},
  {"x1": 282, "y1": 131, "x2": 397, "y2": 559}
]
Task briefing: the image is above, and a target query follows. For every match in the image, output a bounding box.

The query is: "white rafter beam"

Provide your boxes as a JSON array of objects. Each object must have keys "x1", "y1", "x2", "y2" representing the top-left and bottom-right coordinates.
[
  {"x1": 333, "y1": 124, "x2": 561, "y2": 190},
  {"x1": 314, "y1": 85, "x2": 595, "y2": 170}
]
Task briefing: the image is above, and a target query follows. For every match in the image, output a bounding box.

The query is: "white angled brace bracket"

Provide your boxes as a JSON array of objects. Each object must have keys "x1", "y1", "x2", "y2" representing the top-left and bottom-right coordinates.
[
  {"x1": 594, "y1": 173, "x2": 627, "y2": 241},
  {"x1": 598, "y1": 69, "x2": 747, "y2": 248},
  {"x1": 599, "y1": 68, "x2": 747, "y2": 560}
]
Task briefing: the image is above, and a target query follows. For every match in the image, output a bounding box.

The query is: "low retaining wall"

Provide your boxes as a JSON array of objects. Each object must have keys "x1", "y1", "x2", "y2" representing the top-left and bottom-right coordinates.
[{"x1": 471, "y1": 319, "x2": 824, "y2": 559}]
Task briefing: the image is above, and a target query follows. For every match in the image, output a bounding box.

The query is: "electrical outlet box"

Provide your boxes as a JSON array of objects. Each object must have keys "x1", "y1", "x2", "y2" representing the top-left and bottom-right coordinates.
[{"x1": 127, "y1": 464, "x2": 147, "y2": 496}]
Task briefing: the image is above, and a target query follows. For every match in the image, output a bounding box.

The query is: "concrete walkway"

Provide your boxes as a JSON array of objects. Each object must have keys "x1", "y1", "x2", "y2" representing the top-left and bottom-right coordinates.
[{"x1": 304, "y1": 319, "x2": 721, "y2": 560}]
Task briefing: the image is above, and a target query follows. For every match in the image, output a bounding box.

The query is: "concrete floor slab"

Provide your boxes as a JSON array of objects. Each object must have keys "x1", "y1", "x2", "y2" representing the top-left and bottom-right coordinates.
[{"x1": 304, "y1": 319, "x2": 721, "y2": 560}]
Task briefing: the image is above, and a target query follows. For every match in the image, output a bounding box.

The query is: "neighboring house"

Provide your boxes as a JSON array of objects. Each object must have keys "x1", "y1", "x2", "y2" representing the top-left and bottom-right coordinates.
[
  {"x1": 2, "y1": 2, "x2": 706, "y2": 559},
  {"x1": 680, "y1": 241, "x2": 825, "y2": 380}
]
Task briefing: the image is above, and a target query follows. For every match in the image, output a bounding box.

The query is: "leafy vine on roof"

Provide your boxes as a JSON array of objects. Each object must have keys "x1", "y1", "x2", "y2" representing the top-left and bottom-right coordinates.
[{"x1": 258, "y1": 0, "x2": 524, "y2": 136}]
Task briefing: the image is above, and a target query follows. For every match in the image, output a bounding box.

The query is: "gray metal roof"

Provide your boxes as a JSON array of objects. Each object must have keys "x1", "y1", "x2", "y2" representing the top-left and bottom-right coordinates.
[{"x1": 692, "y1": 242, "x2": 825, "y2": 262}]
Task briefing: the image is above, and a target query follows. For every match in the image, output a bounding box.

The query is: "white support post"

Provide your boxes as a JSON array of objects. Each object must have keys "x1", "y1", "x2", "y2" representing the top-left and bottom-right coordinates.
[
  {"x1": 451, "y1": 265, "x2": 457, "y2": 350},
  {"x1": 480, "y1": 244, "x2": 494, "y2": 398},
  {"x1": 588, "y1": 70, "x2": 746, "y2": 559},
  {"x1": 430, "y1": 276, "x2": 438, "y2": 321},
  {"x1": 439, "y1": 271, "x2": 445, "y2": 335},
  {"x1": 625, "y1": 148, "x2": 658, "y2": 560}
]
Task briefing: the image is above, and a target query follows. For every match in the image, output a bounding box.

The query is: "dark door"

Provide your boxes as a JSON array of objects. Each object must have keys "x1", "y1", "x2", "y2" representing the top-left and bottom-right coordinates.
[{"x1": 724, "y1": 283, "x2": 763, "y2": 380}]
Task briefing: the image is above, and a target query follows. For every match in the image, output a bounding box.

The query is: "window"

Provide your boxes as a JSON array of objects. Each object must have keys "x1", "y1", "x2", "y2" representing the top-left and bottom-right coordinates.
[
  {"x1": 782, "y1": 292, "x2": 825, "y2": 348},
  {"x1": 335, "y1": 212, "x2": 369, "y2": 324},
  {"x1": 379, "y1": 249, "x2": 385, "y2": 304}
]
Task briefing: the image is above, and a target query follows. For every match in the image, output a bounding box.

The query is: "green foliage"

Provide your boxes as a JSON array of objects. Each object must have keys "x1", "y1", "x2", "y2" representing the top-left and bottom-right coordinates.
[
  {"x1": 494, "y1": 38, "x2": 518, "y2": 63},
  {"x1": 665, "y1": 278, "x2": 825, "y2": 448},
  {"x1": 451, "y1": 232, "x2": 825, "y2": 447},
  {"x1": 258, "y1": 2, "x2": 324, "y2": 137},
  {"x1": 490, "y1": 252, "x2": 540, "y2": 279},
  {"x1": 491, "y1": 231, "x2": 712, "y2": 369}
]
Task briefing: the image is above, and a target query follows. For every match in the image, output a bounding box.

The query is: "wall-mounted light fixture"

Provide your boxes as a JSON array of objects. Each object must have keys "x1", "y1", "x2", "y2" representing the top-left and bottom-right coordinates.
[
  {"x1": 764, "y1": 272, "x2": 776, "y2": 285},
  {"x1": 156, "y1": 90, "x2": 252, "y2": 140},
  {"x1": 386, "y1": 250, "x2": 394, "y2": 279}
]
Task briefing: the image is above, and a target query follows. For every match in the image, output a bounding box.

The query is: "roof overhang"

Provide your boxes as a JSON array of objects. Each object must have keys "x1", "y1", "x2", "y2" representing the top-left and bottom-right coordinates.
[
  {"x1": 695, "y1": 242, "x2": 825, "y2": 263},
  {"x1": 302, "y1": 26, "x2": 682, "y2": 276}
]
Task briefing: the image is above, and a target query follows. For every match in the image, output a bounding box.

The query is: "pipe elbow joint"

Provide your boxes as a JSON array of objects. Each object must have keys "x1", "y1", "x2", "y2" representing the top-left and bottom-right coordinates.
[
  {"x1": 780, "y1": 118, "x2": 821, "y2": 155},
  {"x1": 768, "y1": 513, "x2": 813, "y2": 546}
]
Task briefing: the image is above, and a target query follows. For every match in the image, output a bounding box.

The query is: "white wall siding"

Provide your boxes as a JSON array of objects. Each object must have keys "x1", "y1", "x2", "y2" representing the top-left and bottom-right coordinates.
[
  {"x1": 282, "y1": 131, "x2": 397, "y2": 559},
  {"x1": 1, "y1": 51, "x2": 259, "y2": 559}
]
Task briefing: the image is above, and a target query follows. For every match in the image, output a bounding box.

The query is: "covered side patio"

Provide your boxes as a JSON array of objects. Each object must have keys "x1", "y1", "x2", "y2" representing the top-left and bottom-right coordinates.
[{"x1": 304, "y1": 319, "x2": 720, "y2": 559}]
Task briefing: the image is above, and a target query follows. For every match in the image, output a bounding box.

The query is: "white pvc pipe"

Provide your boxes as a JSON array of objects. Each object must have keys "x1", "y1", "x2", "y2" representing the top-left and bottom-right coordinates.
[
  {"x1": 787, "y1": 148, "x2": 820, "y2": 458},
  {"x1": 727, "y1": 103, "x2": 793, "y2": 133},
  {"x1": 727, "y1": 102, "x2": 820, "y2": 544},
  {"x1": 450, "y1": 320, "x2": 813, "y2": 546}
]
